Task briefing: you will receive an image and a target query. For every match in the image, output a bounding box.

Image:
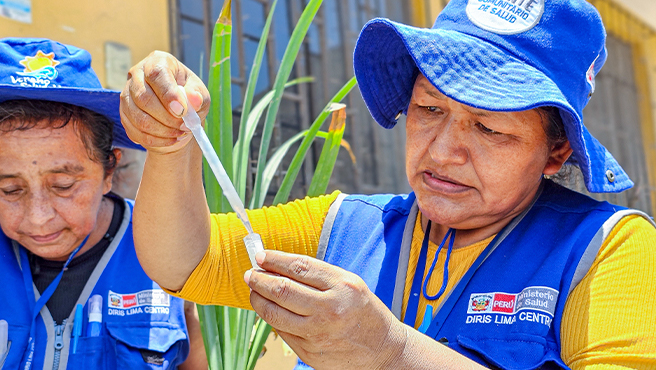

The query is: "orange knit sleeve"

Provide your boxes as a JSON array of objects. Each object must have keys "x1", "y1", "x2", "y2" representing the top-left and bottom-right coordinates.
[
  {"x1": 561, "y1": 215, "x2": 656, "y2": 369},
  {"x1": 168, "y1": 191, "x2": 340, "y2": 308}
]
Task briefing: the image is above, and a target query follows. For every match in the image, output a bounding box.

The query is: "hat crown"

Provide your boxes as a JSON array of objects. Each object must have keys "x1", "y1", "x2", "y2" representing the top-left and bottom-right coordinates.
[
  {"x1": 0, "y1": 37, "x2": 142, "y2": 150},
  {"x1": 353, "y1": 0, "x2": 632, "y2": 192},
  {"x1": 0, "y1": 38, "x2": 103, "y2": 90},
  {"x1": 434, "y1": 0, "x2": 607, "y2": 116}
]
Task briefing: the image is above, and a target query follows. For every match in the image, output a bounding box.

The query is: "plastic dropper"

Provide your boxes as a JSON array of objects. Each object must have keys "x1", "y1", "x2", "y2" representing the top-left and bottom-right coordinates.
[{"x1": 179, "y1": 86, "x2": 264, "y2": 269}]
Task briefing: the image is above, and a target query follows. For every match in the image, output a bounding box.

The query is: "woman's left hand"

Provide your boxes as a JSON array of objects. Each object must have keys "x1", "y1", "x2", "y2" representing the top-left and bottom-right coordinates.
[{"x1": 245, "y1": 250, "x2": 408, "y2": 369}]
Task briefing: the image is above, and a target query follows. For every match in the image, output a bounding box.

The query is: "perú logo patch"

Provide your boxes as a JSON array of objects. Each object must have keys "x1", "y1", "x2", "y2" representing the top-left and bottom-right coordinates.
[
  {"x1": 466, "y1": 0, "x2": 545, "y2": 35},
  {"x1": 467, "y1": 286, "x2": 558, "y2": 316},
  {"x1": 107, "y1": 289, "x2": 170, "y2": 309}
]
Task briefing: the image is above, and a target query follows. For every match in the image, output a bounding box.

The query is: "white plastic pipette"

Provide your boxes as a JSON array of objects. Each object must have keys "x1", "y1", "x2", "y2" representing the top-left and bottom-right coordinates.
[{"x1": 178, "y1": 87, "x2": 264, "y2": 269}]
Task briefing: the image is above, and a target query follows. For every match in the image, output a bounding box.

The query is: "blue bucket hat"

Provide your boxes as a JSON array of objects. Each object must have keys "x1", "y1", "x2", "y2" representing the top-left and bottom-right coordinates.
[
  {"x1": 354, "y1": 0, "x2": 632, "y2": 193},
  {"x1": 0, "y1": 37, "x2": 141, "y2": 150}
]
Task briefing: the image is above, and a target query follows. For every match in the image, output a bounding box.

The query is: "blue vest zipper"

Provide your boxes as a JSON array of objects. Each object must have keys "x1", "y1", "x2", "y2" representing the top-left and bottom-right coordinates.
[{"x1": 52, "y1": 320, "x2": 66, "y2": 370}]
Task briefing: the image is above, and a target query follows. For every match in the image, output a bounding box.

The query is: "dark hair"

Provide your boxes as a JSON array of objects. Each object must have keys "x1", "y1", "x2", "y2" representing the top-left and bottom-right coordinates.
[
  {"x1": 538, "y1": 106, "x2": 575, "y2": 183},
  {"x1": 538, "y1": 106, "x2": 567, "y2": 148},
  {"x1": 0, "y1": 100, "x2": 117, "y2": 177}
]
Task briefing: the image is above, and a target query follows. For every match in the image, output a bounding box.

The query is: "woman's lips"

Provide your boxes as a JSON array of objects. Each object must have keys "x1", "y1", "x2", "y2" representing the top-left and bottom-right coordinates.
[
  {"x1": 423, "y1": 171, "x2": 472, "y2": 193},
  {"x1": 29, "y1": 231, "x2": 63, "y2": 243}
]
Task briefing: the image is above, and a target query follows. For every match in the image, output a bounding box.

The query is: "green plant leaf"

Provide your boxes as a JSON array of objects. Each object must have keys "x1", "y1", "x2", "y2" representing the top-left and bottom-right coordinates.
[
  {"x1": 201, "y1": 2, "x2": 239, "y2": 370},
  {"x1": 235, "y1": 310, "x2": 257, "y2": 369},
  {"x1": 233, "y1": 77, "x2": 313, "y2": 202},
  {"x1": 307, "y1": 106, "x2": 347, "y2": 196},
  {"x1": 205, "y1": 0, "x2": 234, "y2": 214},
  {"x1": 233, "y1": 0, "x2": 278, "y2": 200},
  {"x1": 272, "y1": 76, "x2": 357, "y2": 206},
  {"x1": 251, "y1": 130, "x2": 309, "y2": 209},
  {"x1": 198, "y1": 305, "x2": 224, "y2": 370},
  {"x1": 246, "y1": 318, "x2": 273, "y2": 370},
  {"x1": 251, "y1": 0, "x2": 324, "y2": 208}
]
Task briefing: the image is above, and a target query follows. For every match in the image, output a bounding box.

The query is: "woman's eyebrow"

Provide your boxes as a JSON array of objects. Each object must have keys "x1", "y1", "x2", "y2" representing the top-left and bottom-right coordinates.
[
  {"x1": 420, "y1": 84, "x2": 446, "y2": 100},
  {"x1": 463, "y1": 106, "x2": 491, "y2": 117},
  {"x1": 420, "y1": 83, "x2": 492, "y2": 117},
  {"x1": 48, "y1": 164, "x2": 85, "y2": 175},
  {"x1": 0, "y1": 165, "x2": 85, "y2": 181},
  {"x1": 0, "y1": 174, "x2": 18, "y2": 181}
]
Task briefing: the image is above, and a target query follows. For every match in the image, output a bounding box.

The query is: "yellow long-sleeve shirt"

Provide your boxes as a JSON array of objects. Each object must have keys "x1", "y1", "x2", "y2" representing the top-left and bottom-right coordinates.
[{"x1": 170, "y1": 191, "x2": 656, "y2": 369}]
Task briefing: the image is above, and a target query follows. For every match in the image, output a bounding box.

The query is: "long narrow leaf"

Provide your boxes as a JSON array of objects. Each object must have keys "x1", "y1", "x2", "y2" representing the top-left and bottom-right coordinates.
[
  {"x1": 307, "y1": 106, "x2": 347, "y2": 196},
  {"x1": 251, "y1": 0, "x2": 324, "y2": 208},
  {"x1": 216, "y1": 306, "x2": 239, "y2": 369},
  {"x1": 205, "y1": 0, "x2": 234, "y2": 213},
  {"x1": 235, "y1": 310, "x2": 257, "y2": 369},
  {"x1": 251, "y1": 130, "x2": 309, "y2": 209},
  {"x1": 233, "y1": 77, "x2": 313, "y2": 201},
  {"x1": 198, "y1": 305, "x2": 224, "y2": 370},
  {"x1": 272, "y1": 76, "x2": 357, "y2": 206},
  {"x1": 246, "y1": 319, "x2": 273, "y2": 370},
  {"x1": 234, "y1": 0, "x2": 279, "y2": 199},
  {"x1": 201, "y1": 3, "x2": 233, "y2": 370}
]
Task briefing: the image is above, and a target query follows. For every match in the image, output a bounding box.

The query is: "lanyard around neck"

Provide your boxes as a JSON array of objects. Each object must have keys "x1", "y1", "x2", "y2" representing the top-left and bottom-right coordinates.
[
  {"x1": 400, "y1": 185, "x2": 540, "y2": 339},
  {"x1": 421, "y1": 227, "x2": 506, "y2": 338},
  {"x1": 19, "y1": 235, "x2": 89, "y2": 370},
  {"x1": 403, "y1": 221, "x2": 455, "y2": 329}
]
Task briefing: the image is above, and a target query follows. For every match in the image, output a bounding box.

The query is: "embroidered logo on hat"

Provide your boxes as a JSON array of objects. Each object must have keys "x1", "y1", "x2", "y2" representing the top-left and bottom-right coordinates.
[
  {"x1": 13, "y1": 50, "x2": 60, "y2": 88},
  {"x1": 0, "y1": 37, "x2": 144, "y2": 150},
  {"x1": 466, "y1": 0, "x2": 545, "y2": 35}
]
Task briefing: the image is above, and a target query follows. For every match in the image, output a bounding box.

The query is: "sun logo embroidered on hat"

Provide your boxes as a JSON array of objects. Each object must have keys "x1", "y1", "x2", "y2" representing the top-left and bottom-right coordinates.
[
  {"x1": 15, "y1": 50, "x2": 59, "y2": 87},
  {"x1": 466, "y1": 0, "x2": 545, "y2": 35}
]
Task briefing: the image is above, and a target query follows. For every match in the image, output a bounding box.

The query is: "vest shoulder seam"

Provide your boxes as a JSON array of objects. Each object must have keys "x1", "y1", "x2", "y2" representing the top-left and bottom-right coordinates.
[
  {"x1": 532, "y1": 200, "x2": 619, "y2": 215},
  {"x1": 343, "y1": 194, "x2": 413, "y2": 215}
]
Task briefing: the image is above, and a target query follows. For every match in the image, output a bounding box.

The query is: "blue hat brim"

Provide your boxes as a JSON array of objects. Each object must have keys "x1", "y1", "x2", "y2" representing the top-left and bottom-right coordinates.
[
  {"x1": 354, "y1": 19, "x2": 632, "y2": 193},
  {"x1": 0, "y1": 84, "x2": 143, "y2": 151}
]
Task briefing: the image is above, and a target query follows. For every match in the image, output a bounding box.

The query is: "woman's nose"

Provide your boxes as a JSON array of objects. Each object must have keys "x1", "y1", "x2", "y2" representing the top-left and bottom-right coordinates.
[
  {"x1": 428, "y1": 117, "x2": 468, "y2": 165},
  {"x1": 26, "y1": 191, "x2": 56, "y2": 226}
]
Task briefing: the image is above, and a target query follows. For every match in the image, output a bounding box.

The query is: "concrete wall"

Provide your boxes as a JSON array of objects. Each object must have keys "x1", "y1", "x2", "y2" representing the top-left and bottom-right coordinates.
[{"x1": 0, "y1": 0, "x2": 171, "y2": 89}]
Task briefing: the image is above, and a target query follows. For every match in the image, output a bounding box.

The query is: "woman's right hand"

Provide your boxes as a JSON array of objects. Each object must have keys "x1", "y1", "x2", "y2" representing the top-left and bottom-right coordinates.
[{"x1": 120, "y1": 51, "x2": 211, "y2": 154}]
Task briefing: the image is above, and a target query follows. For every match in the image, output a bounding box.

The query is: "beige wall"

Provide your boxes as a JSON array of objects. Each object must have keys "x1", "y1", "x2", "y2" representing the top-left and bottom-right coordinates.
[
  {"x1": 613, "y1": 0, "x2": 656, "y2": 31},
  {"x1": 0, "y1": 0, "x2": 170, "y2": 89},
  {"x1": 423, "y1": 0, "x2": 656, "y2": 30}
]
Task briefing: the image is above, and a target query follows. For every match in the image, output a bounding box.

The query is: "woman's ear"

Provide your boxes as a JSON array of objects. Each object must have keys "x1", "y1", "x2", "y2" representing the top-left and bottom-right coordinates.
[
  {"x1": 543, "y1": 140, "x2": 573, "y2": 176},
  {"x1": 103, "y1": 148, "x2": 123, "y2": 194}
]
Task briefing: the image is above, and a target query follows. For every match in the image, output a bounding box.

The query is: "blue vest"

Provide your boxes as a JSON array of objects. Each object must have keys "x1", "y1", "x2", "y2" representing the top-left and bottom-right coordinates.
[
  {"x1": 0, "y1": 200, "x2": 189, "y2": 370},
  {"x1": 297, "y1": 181, "x2": 653, "y2": 369}
]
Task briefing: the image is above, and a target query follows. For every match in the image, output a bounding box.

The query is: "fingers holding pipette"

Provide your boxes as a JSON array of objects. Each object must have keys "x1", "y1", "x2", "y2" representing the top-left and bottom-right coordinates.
[
  {"x1": 120, "y1": 87, "x2": 188, "y2": 151},
  {"x1": 120, "y1": 51, "x2": 209, "y2": 152},
  {"x1": 244, "y1": 250, "x2": 401, "y2": 369}
]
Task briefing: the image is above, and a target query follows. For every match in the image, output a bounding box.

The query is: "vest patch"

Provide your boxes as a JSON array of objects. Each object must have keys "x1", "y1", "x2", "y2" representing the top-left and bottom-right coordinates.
[
  {"x1": 107, "y1": 289, "x2": 171, "y2": 316},
  {"x1": 468, "y1": 286, "x2": 558, "y2": 315},
  {"x1": 466, "y1": 286, "x2": 559, "y2": 328},
  {"x1": 466, "y1": 0, "x2": 544, "y2": 35}
]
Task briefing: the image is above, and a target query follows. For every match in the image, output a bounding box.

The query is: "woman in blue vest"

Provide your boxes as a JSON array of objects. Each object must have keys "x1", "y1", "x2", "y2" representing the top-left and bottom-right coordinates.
[
  {"x1": 120, "y1": 0, "x2": 656, "y2": 369},
  {"x1": 0, "y1": 38, "x2": 206, "y2": 369}
]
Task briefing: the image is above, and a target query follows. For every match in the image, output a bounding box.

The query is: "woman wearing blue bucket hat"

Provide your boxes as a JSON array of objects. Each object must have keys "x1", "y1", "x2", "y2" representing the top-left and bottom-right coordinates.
[
  {"x1": 0, "y1": 38, "x2": 207, "y2": 369},
  {"x1": 121, "y1": 0, "x2": 656, "y2": 369}
]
